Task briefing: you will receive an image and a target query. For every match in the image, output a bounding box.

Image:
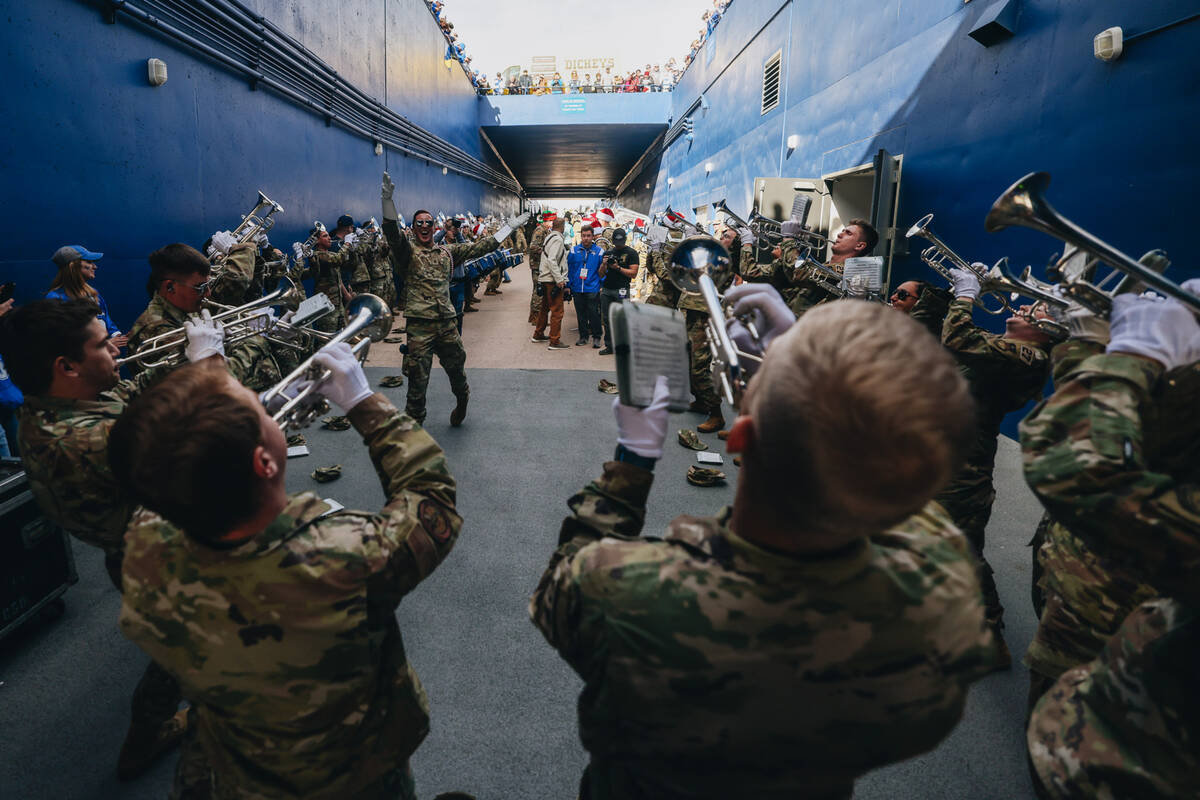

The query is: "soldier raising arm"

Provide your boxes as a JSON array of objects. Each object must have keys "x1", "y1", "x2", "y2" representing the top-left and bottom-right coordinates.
[
  {"x1": 110, "y1": 347, "x2": 461, "y2": 800},
  {"x1": 531, "y1": 291, "x2": 999, "y2": 800}
]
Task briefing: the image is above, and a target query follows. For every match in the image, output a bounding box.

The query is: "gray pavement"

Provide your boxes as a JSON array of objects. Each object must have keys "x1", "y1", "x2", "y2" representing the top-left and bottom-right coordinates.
[{"x1": 0, "y1": 366, "x2": 1041, "y2": 799}]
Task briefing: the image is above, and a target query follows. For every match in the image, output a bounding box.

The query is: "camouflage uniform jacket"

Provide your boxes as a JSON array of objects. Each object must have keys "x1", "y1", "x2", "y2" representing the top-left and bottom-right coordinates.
[
  {"x1": 643, "y1": 246, "x2": 680, "y2": 308},
  {"x1": 1021, "y1": 351, "x2": 1200, "y2": 608},
  {"x1": 16, "y1": 372, "x2": 157, "y2": 555},
  {"x1": 119, "y1": 395, "x2": 461, "y2": 800},
  {"x1": 907, "y1": 285, "x2": 952, "y2": 339},
  {"x1": 396, "y1": 236, "x2": 499, "y2": 320},
  {"x1": 208, "y1": 244, "x2": 258, "y2": 307},
  {"x1": 125, "y1": 293, "x2": 280, "y2": 390},
  {"x1": 527, "y1": 226, "x2": 548, "y2": 265},
  {"x1": 530, "y1": 461, "x2": 997, "y2": 800},
  {"x1": 307, "y1": 249, "x2": 352, "y2": 306},
  {"x1": 675, "y1": 253, "x2": 735, "y2": 313},
  {"x1": 937, "y1": 299, "x2": 1049, "y2": 510},
  {"x1": 382, "y1": 218, "x2": 413, "y2": 303},
  {"x1": 1027, "y1": 597, "x2": 1199, "y2": 798}
]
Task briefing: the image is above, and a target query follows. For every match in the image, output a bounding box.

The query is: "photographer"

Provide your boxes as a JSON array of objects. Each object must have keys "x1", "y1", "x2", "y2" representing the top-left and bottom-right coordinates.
[
  {"x1": 597, "y1": 228, "x2": 639, "y2": 355},
  {"x1": 531, "y1": 218, "x2": 569, "y2": 350}
]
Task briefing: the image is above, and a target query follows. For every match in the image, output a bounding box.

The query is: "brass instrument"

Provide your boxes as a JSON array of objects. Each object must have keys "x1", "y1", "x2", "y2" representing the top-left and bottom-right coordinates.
[
  {"x1": 662, "y1": 206, "x2": 705, "y2": 236},
  {"x1": 986, "y1": 258, "x2": 1071, "y2": 340},
  {"x1": 261, "y1": 294, "x2": 393, "y2": 431},
  {"x1": 210, "y1": 191, "x2": 284, "y2": 273},
  {"x1": 669, "y1": 236, "x2": 763, "y2": 406},
  {"x1": 905, "y1": 213, "x2": 1013, "y2": 316},
  {"x1": 117, "y1": 277, "x2": 305, "y2": 369},
  {"x1": 985, "y1": 171, "x2": 1198, "y2": 317},
  {"x1": 298, "y1": 221, "x2": 327, "y2": 258}
]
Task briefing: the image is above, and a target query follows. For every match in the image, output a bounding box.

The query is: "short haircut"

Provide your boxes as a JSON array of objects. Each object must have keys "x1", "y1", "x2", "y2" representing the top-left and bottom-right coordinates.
[
  {"x1": 552, "y1": 218, "x2": 565, "y2": 232},
  {"x1": 747, "y1": 300, "x2": 973, "y2": 543},
  {"x1": 847, "y1": 218, "x2": 879, "y2": 253},
  {"x1": 109, "y1": 360, "x2": 264, "y2": 544},
  {"x1": 147, "y1": 243, "x2": 210, "y2": 297},
  {"x1": 0, "y1": 299, "x2": 101, "y2": 395},
  {"x1": 580, "y1": 224, "x2": 594, "y2": 234},
  {"x1": 413, "y1": 209, "x2": 433, "y2": 221}
]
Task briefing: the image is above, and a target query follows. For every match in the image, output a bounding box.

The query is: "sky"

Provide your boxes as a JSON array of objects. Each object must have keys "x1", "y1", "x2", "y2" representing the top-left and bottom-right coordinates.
[{"x1": 437, "y1": 0, "x2": 718, "y2": 79}]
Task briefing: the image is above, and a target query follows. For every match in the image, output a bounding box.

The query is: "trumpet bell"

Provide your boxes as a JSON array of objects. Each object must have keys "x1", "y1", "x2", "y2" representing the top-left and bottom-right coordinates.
[
  {"x1": 668, "y1": 236, "x2": 733, "y2": 293},
  {"x1": 346, "y1": 294, "x2": 394, "y2": 342},
  {"x1": 906, "y1": 213, "x2": 934, "y2": 239},
  {"x1": 984, "y1": 171, "x2": 1051, "y2": 234}
]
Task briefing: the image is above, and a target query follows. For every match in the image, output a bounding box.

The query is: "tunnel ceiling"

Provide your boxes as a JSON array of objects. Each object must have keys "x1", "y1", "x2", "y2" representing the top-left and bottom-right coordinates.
[{"x1": 481, "y1": 123, "x2": 665, "y2": 197}]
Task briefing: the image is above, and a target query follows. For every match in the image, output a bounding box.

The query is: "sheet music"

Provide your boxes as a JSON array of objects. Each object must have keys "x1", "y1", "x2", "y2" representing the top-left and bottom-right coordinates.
[
  {"x1": 616, "y1": 303, "x2": 691, "y2": 409},
  {"x1": 841, "y1": 256, "x2": 884, "y2": 292}
]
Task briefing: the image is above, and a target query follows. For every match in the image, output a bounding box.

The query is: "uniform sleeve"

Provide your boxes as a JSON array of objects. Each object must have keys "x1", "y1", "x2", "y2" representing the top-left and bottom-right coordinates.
[
  {"x1": 208, "y1": 243, "x2": 256, "y2": 305},
  {"x1": 382, "y1": 218, "x2": 412, "y2": 278},
  {"x1": 529, "y1": 461, "x2": 654, "y2": 657},
  {"x1": 908, "y1": 286, "x2": 951, "y2": 338},
  {"x1": 347, "y1": 394, "x2": 461, "y2": 600},
  {"x1": 1019, "y1": 353, "x2": 1200, "y2": 605},
  {"x1": 942, "y1": 299, "x2": 1036, "y2": 372},
  {"x1": 447, "y1": 233, "x2": 500, "y2": 266}
]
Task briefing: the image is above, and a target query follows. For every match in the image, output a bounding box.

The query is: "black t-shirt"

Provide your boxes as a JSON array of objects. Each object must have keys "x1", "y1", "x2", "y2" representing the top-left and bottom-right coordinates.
[{"x1": 603, "y1": 245, "x2": 639, "y2": 291}]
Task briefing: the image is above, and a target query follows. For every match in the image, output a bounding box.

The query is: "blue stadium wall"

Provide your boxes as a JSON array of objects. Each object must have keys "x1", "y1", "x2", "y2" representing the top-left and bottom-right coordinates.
[
  {"x1": 622, "y1": 0, "x2": 1200, "y2": 292},
  {"x1": 0, "y1": 0, "x2": 520, "y2": 330}
]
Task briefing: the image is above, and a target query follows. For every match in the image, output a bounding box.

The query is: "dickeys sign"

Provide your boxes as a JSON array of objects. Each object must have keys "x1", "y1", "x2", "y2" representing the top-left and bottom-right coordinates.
[{"x1": 563, "y1": 57, "x2": 616, "y2": 71}]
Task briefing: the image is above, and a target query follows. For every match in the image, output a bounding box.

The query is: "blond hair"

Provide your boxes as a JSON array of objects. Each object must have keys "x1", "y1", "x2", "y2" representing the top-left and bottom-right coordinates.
[{"x1": 747, "y1": 300, "x2": 973, "y2": 540}]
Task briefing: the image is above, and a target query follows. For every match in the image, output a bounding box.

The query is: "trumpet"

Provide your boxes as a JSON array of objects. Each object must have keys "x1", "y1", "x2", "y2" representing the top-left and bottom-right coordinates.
[
  {"x1": 905, "y1": 213, "x2": 1013, "y2": 316},
  {"x1": 662, "y1": 206, "x2": 705, "y2": 236},
  {"x1": 261, "y1": 294, "x2": 393, "y2": 431},
  {"x1": 669, "y1": 236, "x2": 763, "y2": 407},
  {"x1": 985, "y1": 171, "x2": 1198, "y2": 317},
  {"x1": 210, "y1": 191, "x2": 284, "y2": 274},
  {"x1": 117, "y1": 277, "x2": 305, "y2": 369},
  {"x1": 985, "y1": 258, "x2": 1071, "y2": 340}
]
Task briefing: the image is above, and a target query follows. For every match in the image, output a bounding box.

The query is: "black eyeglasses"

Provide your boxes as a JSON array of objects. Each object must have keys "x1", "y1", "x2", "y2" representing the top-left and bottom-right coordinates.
[
  {"x1": 413, "y1": 220, "x2": 436, "y2": 228},
  {"x1": 892, "y1": 288, "x2": 918, "y2": 301},
  {"x1": 183, "y1": 279, "x2": 211, "y2": 293}
]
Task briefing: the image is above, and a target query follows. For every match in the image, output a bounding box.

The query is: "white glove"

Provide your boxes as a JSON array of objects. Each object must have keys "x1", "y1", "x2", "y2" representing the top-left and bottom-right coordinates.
[
  {"x1": 254, "y1": 230, "x2": 270, "y2": 248},
  {"x1": 292, "y1": 242, "x2": 305, "y2": 261},
  {"x1": 511, "y1": 211, "x2": 531, "y2": 228},
  {"x1": 738, "y1": 227, "x2": 755, "y2": 247},
  {"x1": 949, "y1": 267, "x2": 982, "y2": 300},
  {"x1": 208, "y1": 230, "x2": 238, "y2": 257},
  {"x1": 1107, "y1": 292, "x2": 1200, "y2": 370},
  {"x1": 381, "y1": 172, "x2": 399, "y2": 222},
  {"x1": 725, "y1": 282, "x2": 796, "y2": 352},
  {"x1": 243, "y1": 307, "x2": 276, "y2": 334},
  {"x1": 184, "y1": 309, "x2": 225, "y2": 362},
  {"x1": 344, "y1": 232, "x2": 359, "y2": 248},
  {"x1": 780, "y1": 220, "x2": 803, "y2": 238},
  {"x1": 613, "y1": 375, "x2": 671, "y2": 459},
  {"x1": 311, "y1": 342, "x2": 373, "y2": 412}
]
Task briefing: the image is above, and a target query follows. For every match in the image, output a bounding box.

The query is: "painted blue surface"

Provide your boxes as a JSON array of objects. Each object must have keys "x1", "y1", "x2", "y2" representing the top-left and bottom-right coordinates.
[
  {"x1": 480, "y1": 93, "x2": 672, "y2": 127},
  {"x1": 616, "y1": 0, "x2": 1200, "y2": 435},
  {"x1": 0, "y1": 0, "x2": 518, "y2": 331}
]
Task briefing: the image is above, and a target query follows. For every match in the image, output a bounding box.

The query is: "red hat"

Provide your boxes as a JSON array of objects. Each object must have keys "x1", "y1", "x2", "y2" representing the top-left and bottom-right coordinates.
[{"x1": 596, "y1": 208, "x2": 615, "y2": 224}]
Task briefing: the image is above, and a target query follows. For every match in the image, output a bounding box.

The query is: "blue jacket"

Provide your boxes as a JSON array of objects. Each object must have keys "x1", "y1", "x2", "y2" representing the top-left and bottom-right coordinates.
[
  {"x1": 567, "y1": 243, "x2": 605, "y2": 293},
  {"x1": 45, "y1": 288, "x2": 121, "y2": 337}
]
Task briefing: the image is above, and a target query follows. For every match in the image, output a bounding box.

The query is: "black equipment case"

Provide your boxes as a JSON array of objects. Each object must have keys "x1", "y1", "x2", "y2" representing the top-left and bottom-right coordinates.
[{"x1": 0, "y1": 459, "x2": 77, "y2": 641}]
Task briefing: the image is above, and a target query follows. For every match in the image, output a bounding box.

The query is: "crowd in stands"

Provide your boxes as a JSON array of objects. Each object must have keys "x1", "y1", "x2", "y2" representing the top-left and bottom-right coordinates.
[{"x1": 423, "y1": 0, "x2": 732, "y2": 96}]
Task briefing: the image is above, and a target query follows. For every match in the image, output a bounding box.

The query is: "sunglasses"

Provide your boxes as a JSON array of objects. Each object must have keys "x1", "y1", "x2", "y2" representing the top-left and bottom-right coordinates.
[
  {"x1": 892, "y1": 288, "x2": 917, "y2": 301},
  {"x1": 413, "y1": 220, "x2": 436, "y2": 228},
  {"x1": 180, "y1": 279, "x2": 211, "y2": 293}
]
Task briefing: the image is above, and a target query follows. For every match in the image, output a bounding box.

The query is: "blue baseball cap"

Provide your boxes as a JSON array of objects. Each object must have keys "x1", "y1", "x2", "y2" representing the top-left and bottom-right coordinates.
[{"x1": 52, "y1": 245, "x2": 103, "y2": 268}]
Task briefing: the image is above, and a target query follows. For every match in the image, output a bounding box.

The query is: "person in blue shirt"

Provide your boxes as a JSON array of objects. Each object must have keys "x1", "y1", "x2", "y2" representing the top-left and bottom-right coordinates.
[
  {"x1": 567, "y1": 224, "x2": 606, "y2": 347},
  {"x1": 46, "y1": 245, "x2": 128, "y2": 350},
  {"x1": 0, "y1": 298, "x2": 18, "y2": 457}
]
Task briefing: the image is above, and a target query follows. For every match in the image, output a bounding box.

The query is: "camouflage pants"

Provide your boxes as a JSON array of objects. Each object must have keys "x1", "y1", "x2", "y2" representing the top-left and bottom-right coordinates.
[
  {"x1": 172, "y1": 714, "x2": 417, "y2": 800},
  {"x1": 686, "y1": 310, "x2": 721, "y2": 416},
  {"x1": 528, "y1": 265, "x2": 542, "y2": 323},
  {"x1": 403, "y1": 317, "x2": 468, "y2": 424},
  {"x1": 229, "y1": 337, "x2": 283, "y2": 393},
  {"x1": 369, "y1": 277, "x2": 395, "y2": 308},
  {"x1": 936, "y1": 479, "x2": 1003, "y2": 624},
  {"x1": 104, "y1": 551, "x2": 184, "y2": 754},
  {"x1": 486, "y1": 267, "x2": 503, "y2": 291}
]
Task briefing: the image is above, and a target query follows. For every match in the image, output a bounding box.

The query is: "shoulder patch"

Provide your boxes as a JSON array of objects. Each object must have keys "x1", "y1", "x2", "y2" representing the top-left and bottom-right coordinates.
[{"x1": 418, "y1": 499, "x2": 453, "y2": 545}]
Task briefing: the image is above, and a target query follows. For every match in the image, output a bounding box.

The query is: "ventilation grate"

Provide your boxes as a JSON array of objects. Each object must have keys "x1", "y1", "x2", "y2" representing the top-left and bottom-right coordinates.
[{"x1": 761, "y1": 51, "x2": 782, "y2": 115}]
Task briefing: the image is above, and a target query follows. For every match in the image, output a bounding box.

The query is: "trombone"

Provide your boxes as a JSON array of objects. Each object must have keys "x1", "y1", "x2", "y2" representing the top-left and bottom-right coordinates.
[
  {"x1": 210, "y1": 191, "x2": 284, "y2": 274},
  {"x1": 905, "y1": 213, "x2": 1013, "y2": 316},
  {"x1": 117, "y1": 277, "x2": 305, "y2": 369},
  {"x1": 669, "y1": 236, "x2": 763, "y2": 407},
  {"x1": 261, "y1": 294, "x2": 394, "y2": 431},
  {"x1": 985, "y1": 171, "x2": 1198, "y2": 317}
]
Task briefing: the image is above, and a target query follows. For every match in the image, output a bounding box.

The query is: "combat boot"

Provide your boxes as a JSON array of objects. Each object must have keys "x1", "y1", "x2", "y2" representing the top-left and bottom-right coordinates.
[
  {"x1": 987, "y1": 615, "x2": 1012, "y2": 673},
  {"x1": 697, "y1": 414, "x2": 725, "y2": 434},
  {"x1": 450, "y1": 396, "x2": 468, "y2": 427},
  {"x1": 117, "y1": 708, "x2": 188, "y2": 781}
]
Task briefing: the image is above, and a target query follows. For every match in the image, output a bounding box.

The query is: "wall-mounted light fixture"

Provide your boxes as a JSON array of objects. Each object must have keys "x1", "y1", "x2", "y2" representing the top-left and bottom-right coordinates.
[
  {"x1": 699, "y1": 93, "x2": 710, "y2": 111},
  {"x1": 442, "y1": 166, "x2": 449, "y2": 175},
  {"x1": 667, "y1": 177, "x2": 674, "y2": 186},
  {"x1": 786, "y1": 134, "x2": 800, "y2": 149},
  {"x1": 1094, "y1": 26, "x2": 1123, "y2": 61},
  {"x1": 374, "y1": 142, "x2": 383, "y2": 156},
  {"x1": 147, "y1": 58, "x2": 167, "y2": 86},
  {"x1": 704, "y1": 162, "x2": 714, "y2": 174}
]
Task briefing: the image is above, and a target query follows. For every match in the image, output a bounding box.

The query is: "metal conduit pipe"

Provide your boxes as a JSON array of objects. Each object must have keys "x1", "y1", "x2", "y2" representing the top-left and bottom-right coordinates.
[
  {"x1": 107, "y1": 0, "x2": 516, "y2": 190},
  {"x1": 206, "y1": 0, "x2": 504, "y2": 180},
  {"x1": 104, "y1": 0, "x2": 518, "y2": 192}
]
